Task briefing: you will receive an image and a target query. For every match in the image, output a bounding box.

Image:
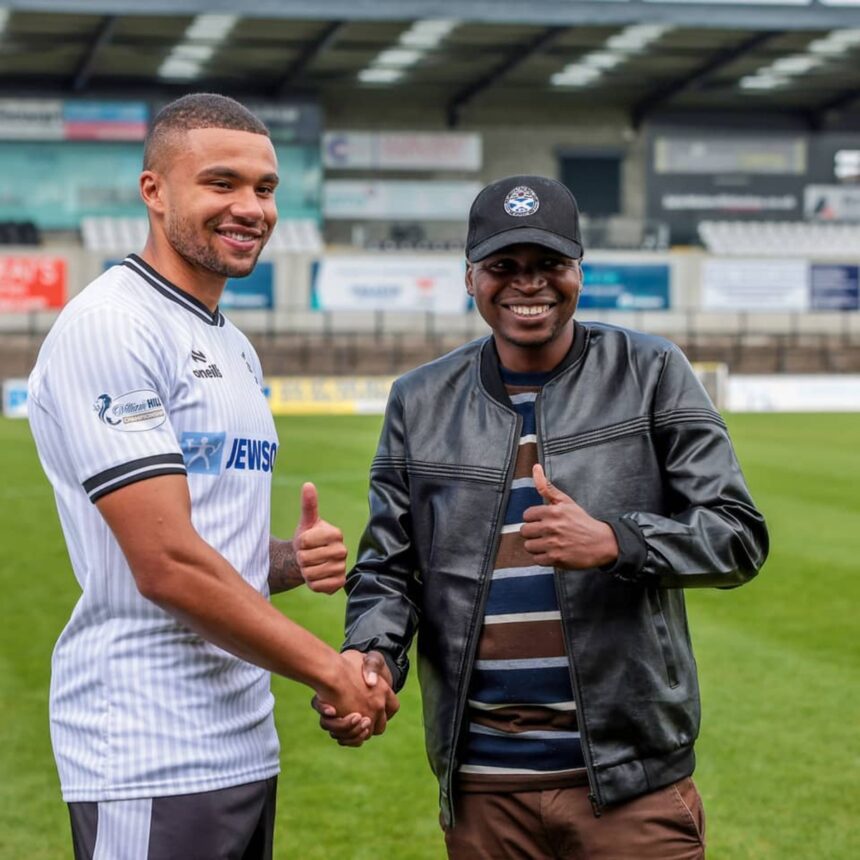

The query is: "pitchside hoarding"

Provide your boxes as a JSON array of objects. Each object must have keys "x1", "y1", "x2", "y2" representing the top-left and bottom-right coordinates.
[
  {"x1": 701, "y1": 259, "x2": 809, "y2": 311},
  {"x1": 580, "y1": 263, "x2": 671, "y2": 310},
  {"x1": 311, "y1": 256, "x2": 469, "y2": 313},
  {"x1": 0, "y1": 256, "x2": 67, "y2": 311}
]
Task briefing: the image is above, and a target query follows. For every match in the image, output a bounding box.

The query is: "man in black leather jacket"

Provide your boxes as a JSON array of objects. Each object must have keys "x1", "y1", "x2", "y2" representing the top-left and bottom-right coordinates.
[{"x1": 317, "y1": 176, "x2": 768, "y2": 859}]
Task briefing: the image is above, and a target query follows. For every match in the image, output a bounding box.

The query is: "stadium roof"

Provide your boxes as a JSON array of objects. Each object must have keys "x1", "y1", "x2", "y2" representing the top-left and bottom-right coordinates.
[{"x1": 3, "y1": 1, "x2": 860, "y2": 128}]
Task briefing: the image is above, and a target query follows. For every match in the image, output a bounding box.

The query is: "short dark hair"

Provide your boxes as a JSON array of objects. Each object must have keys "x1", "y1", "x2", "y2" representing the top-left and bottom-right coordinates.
[{"x1": 143, "y1": 93, "x2": 270, "y2": 170}]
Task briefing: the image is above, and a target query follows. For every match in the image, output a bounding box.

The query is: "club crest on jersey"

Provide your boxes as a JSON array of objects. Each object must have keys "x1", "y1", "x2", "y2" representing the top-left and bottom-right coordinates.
[
  {"x1": 504, "y1": 186, "x2": 539, "y2": 217},
  {"x1": 93, "y1": 390, "x2": 166, "y2": 432}
]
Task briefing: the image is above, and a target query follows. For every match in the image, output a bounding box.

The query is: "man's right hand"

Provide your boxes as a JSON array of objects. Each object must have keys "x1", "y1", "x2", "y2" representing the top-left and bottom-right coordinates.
[{"x1": 312, "y1": 650, "x2": 399, "y2": 746}]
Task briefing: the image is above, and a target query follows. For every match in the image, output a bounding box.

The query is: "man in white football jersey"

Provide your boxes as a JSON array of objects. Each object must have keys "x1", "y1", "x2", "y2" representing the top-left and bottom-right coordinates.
[{"x1": 28, "y1": 93, "x2": 395, "y2": 860}]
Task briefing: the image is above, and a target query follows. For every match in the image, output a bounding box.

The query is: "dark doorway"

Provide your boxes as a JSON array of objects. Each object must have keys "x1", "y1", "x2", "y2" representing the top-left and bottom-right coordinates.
[{"x1": 559, "y1": 153, "x2": 622, "y2": 216}]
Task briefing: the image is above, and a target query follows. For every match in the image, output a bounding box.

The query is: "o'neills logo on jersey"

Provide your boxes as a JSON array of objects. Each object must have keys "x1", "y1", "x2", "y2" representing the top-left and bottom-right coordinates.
[
  {"x1": 191, "y1": 349, "x2": 223, "y2": 379},
  {"x1": 181, "y1": 431, "x2": 277, "y2": 475}
]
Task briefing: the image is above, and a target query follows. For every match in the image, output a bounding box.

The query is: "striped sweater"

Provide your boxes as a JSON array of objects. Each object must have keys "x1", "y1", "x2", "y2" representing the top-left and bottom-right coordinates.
[{"x1": 458, "y1": 367, "x2": 587, "y2": 792}]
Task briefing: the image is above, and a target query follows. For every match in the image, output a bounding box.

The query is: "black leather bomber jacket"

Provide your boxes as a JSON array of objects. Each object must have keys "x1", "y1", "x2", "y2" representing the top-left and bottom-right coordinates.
[{"x1": 343, "y1": 321, "x2": 768, "y2": 827}]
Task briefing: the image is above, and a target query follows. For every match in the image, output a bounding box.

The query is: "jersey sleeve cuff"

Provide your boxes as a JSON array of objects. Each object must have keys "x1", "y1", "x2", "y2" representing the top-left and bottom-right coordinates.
[{"x1": 83, "y1": 454, "x2": 186, "y2": 503}]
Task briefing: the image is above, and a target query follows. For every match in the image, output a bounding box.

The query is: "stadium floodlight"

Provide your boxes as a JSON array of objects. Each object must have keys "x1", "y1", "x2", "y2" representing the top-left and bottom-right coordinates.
[
  {"x1": 607, "y1": 23, "x2": 673, "y2": 52},
  {"x1": 185, "y1": 14, "x2": 237, "y2": 43},
  {"x1": 739, "y1": 74, "x2": 788, "y2": 90},
  {"x1": 158, "y1": 58, "x2": 202, "y2": 80},
  {"x1": 398, "y1": 19, "x2": 457, "y2": 48},
  {"x1": 581, "y1": 52, "x2": 624, "y2": 69},
  {"x1": 358, "y1": 67, "x2": 403, "y2": 83},
  {"x1": 375, "y1": 48, "x2": 423, "y2": 67},
  {"x1": 770, "y1": 54, "x2": 822, "y2": 74},
  {"x1": 551, "y1": 66, "x2": 602, "y2": 87},
  {"x1": 808, "y1": 37, "x2": 852, "y2": 55}
]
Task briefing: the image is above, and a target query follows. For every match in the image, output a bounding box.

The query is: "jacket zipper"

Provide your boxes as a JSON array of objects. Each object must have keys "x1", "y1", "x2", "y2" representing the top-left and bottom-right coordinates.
[
  {"x1": 443, "y1": 410, "x2": 522, "y2": 823},
  {"x1": 535, "y1": 392, "x2": 603, "y2": 817}
]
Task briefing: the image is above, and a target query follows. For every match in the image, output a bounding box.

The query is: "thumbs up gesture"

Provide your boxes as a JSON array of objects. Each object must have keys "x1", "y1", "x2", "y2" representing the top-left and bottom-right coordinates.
[
  {"x1": 520, "y1": 465, "x2": 619, "y2": 570},
  {"x1": 292, "y1": 482, "x2": 348, "y2": 594}
]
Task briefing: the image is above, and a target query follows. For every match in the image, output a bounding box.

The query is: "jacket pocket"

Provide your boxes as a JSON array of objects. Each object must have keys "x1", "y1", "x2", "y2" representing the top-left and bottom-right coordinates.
[{"x1": 649, "y1": 588, "x2": 680, "y2": 689}]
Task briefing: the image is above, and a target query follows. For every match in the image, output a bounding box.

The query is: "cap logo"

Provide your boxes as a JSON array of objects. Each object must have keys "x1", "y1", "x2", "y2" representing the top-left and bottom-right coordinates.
[{"x1": 504, "y1": 186, "x2": 539, "y2": 218}]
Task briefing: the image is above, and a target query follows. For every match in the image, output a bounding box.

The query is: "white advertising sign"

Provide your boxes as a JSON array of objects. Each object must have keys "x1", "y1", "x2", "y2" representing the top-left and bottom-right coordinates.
[
  {"x1": 701, "y1": 259, "x2": 809, "y2": 311},
  {"x1": 323, "y1": 180, "x2": 481, "y2": 220},
  {"x1": 323, "y1": 132, "x2": 482, "y2": 171},
  {"x1": 805, "y1": 185, "x2": 860, "y2": 222},
  {"x1": 728, "y1": 375, "x2": 860, "y2": 412},
  {"x1": 313, "y1": 255, "x2": 468, "y2": 313},
  {"x1": 0, "y1": 99, "x2": 63, "y2": 140}
]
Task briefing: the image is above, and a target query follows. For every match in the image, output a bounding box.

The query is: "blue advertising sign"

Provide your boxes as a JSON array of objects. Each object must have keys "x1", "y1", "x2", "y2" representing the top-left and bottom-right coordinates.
[
  {"x1": 580, "y1": 263, "x2": 671, "y2": 311},
  {"x1": 221, "y1": 262, "x2": 274, "y2": 310},
  {"x1": 810, "y1": 264, "x2": 859, "y2": 311}
]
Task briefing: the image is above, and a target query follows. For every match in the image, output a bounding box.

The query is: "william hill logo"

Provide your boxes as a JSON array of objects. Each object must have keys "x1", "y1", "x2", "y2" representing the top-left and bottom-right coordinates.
[{"x1": 191, "y1": 349, "x2": 223, "y2": 379}]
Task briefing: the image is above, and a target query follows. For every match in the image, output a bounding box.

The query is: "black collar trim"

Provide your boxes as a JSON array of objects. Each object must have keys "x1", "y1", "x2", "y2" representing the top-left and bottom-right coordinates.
[
  {"x1": 123, "y1": 254, "x2": 224, "y2": 327},
  {"x1": 479, "y1": 322, "x2": 587, "y2": 407}
]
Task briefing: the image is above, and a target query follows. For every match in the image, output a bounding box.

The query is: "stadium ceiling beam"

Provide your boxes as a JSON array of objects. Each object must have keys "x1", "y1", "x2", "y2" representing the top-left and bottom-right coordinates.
[
  {"x1": 630, "y1": 30, "x2": 783, "y2": 129},
  {"x1": 270, "y1": 21, "x2": 344, "y2": 96},
  {"x1": 446, "y1": 27, "x2": 566, "y2": 128},
  {"x1": 9, "y1": 1, "x2": 860, "y2": 32},
  {"x1": 70, "y1": 15, "x2": 117, "y2": 93}
]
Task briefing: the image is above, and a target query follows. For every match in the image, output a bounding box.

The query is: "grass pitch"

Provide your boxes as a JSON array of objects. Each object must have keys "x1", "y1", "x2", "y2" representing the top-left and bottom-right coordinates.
[{"x1": 0, "y1": 413, "x2": 857, "y2": 859}]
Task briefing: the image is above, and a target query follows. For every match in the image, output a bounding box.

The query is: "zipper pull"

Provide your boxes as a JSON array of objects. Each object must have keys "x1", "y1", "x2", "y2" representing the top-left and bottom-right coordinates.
[{"x1": 588, "y1": 792, "x2": 602, "y2": 818}]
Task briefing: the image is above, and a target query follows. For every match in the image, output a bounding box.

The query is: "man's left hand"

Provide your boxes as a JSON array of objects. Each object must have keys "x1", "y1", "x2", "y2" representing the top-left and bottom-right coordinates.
[
  {"x1": 292, "y1": 482, "x2": 348, "y2": 594},
  {"x1": 521, "y1": 465, "x2": 619, "y2": 570}
]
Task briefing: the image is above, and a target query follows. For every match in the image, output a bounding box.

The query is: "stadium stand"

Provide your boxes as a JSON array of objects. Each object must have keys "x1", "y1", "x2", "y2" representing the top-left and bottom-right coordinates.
[
  {"x1": 0, "y1": 221, "x2": 40, "y2": 246},
  {"x1": 698, "y1": 220, "x2": 860, "y2": 258},
  {"x1": 81, "y1": 217, "x2": 323, "y2": 254}
]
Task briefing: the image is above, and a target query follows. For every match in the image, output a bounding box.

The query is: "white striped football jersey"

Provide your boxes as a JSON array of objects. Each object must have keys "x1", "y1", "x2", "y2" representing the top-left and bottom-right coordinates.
[{"x1": 28, "y1": 255, "x2": 281, "y2": 801}]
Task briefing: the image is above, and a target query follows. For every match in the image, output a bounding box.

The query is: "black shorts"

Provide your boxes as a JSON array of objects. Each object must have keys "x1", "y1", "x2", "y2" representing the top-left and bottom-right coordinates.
[{"x1": 68, "y1": 776, "x2": 277, "y2": 860}]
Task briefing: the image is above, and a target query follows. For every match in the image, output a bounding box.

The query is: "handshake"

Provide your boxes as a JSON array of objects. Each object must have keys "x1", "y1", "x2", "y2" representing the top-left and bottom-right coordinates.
[
  {"x1": 291, "y1": 483, "x2": 398, "y2": 746},
  {"x1": 311, "y1": 650, "x2": 399, "y2": 746}
]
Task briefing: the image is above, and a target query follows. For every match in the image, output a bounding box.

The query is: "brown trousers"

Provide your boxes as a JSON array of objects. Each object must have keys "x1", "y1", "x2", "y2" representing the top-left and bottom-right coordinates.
[{"x1": 444, "y1": 777, "x2": 706, "y2": 860}]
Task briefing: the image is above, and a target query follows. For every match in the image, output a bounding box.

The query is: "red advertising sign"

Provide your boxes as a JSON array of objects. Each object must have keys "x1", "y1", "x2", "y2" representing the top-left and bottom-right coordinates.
[{"x1": 0, "y1": 256, "x2": 67, "y2": 311}]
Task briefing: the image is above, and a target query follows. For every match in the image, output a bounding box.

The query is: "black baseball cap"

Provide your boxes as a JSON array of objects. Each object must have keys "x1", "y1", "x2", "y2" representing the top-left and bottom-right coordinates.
[{"x1": 466, "y1": 175, "x2": 584, "y2": 263}]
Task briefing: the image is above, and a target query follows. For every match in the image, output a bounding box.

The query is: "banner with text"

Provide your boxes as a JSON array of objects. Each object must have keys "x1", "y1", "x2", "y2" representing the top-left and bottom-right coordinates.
[
  {"x1": 323, "y1": 132, "x2": 481, "y2": 171},
  {"x1": 324, "y1": 180, "x2": 481, "y2": 220},
  {"x1": 804, "y1": 184, "x2": 860, "y2": 221},
  {"x1": 0, "y1": 99, "x2": 148, "y2": 141},
  {"x1": 701, "y1": 259, "x2": 809, "y2": 311},
  {"x1": 580, "y1": 263, "x2": 671, "y2": 310},
  {"x1": 0, "y1": 256, "x2": 67, "y2": 311},
  {"x1": 810, "y1": 264, "x2": 859, "y2": 310},
  {"x1": 312, "y1": 255, "x2": 468, "y2": 313},
  {"x1": 267, "y1": 376, "x2": 395, "y2": 415}
]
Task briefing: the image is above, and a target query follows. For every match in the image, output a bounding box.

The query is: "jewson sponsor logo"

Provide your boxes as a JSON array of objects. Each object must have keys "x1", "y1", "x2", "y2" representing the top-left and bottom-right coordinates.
[
  {"x1": 180, "y1": 432, "x2": 277, "y2": 475},
  {"x1": 180, "y1": 432, "x2": 227, "y2": 475},
  {"x1": 225, "y1": 437, "x2": 278, "y2": 472},
  {"x1": 93, "y1": 389, "x2": 166, "y2": 431}
]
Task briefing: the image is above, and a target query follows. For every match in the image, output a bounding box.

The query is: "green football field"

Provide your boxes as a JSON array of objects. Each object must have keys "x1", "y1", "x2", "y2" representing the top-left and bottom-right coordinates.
[{"x1": 0, "y1": 413, "x2": 857, "y2": 859}]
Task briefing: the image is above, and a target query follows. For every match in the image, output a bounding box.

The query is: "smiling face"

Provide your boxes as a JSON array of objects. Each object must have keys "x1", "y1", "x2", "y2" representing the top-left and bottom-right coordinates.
[
  {"x1": 140, "y1": 127, "x2": 278, "y2": 304},
  {"x1": 466, "y1": 243, "x2": 582, "y2": 373}
]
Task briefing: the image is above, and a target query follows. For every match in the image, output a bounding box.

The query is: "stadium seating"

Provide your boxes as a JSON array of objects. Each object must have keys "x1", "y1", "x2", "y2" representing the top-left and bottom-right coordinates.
[
  {"x1": 698, "y1": 220, "x2": 860, "y2": 258},
  {"x1": 80, "y1": 216, "x2": 323, "y2": 254},
  {"x1": 0, "y1": 221, "x2": 41, "y2": 245}
]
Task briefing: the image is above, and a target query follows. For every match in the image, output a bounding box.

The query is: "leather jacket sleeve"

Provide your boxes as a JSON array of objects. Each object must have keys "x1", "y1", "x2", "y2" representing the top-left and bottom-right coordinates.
[
  {"x1": 604, "y1": 345, "x2": 769, "y2": 589},
  {"x1": 343, "y1": 384, "x2": 420, "y2": 691}
]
